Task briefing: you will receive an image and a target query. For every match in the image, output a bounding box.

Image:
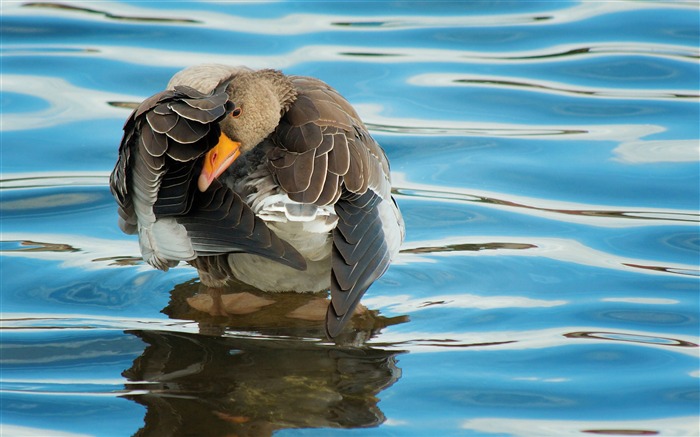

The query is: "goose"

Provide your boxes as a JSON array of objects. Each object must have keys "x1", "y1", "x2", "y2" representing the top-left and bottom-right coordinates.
[{"x1": 110, "y1": 64, "x2": 404, "y2": 337}]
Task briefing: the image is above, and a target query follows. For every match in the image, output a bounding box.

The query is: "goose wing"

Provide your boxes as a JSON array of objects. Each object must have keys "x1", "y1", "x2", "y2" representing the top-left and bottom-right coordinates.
[
  {"x1": 269, "y1": 76, "x2": 403, "y2": 336},
  {"x1": 110, "y1": 84, "x2": 305, "y2": 271}
]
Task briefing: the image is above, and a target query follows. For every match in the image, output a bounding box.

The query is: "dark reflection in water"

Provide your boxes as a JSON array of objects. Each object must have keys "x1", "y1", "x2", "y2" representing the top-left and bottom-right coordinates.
[
  {"x1": 23, "y1": 2, "x2": 201, "y2": 24},
  {"x1": 402, "y1": 241, "x2": 535, "y2": 254},
  {"x1": 621, "y1": 263, "x2": 700, "y2": 277},
  {"x1": 453, "y1": 78, "x2": 698, "y2": 100},
  {"x1": 108, "y1": 101, "x2": 139, "y2": 110},
  {"x1": 163, "y1": 280, "x2": 408, "y2": 342},
  {"x1": 120, "y1": 281, "x2": 406, "y2": 436},
  {"x1": 332, "y1": 21, "x2": 392, "y2": 28},
  {"x1": 565, "y1": 331, "x2": 697, "y2": 348},
  {"x1": 582, "y1": 430, "x2": 659, "y2": 436},
  {"x1": 366, "y1": 123, "x2": 587, "y2": 136},
  {"x1": 396, "y1": 187, "x2": 700, "y2": 224},
  {"x1": 123, "y1": 331, "x2": 402, "y2": 436},
  {"x1": 1, "y1": 240, "x2": 79, "y2": 253},
  {"x1": 340, "y1": 51, "x2": 404, "y2": 58}
]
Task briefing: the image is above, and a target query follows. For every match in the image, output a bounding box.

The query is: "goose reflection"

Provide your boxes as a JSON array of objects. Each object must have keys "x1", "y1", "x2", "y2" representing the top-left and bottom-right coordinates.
[{"x1": 122, "y1": 280, "x2": 407, "y2": 436}]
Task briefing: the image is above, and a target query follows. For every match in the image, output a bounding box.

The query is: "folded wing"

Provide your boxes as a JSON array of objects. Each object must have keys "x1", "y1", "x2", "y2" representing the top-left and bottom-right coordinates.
[
  {"x1": 269, "y1": 76, "x2": 403, "y2": 336},
  {"x1": 109, "y1": 84, "x2": 305, "y2": 271}
]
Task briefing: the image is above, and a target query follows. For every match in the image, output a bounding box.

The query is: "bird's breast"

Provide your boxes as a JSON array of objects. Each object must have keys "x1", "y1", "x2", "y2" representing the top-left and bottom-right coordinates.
[
  {"x1": 224, "y1": 188, "x2": 337, "y2": 292},
  {"x1": 250, "y1": 191, "x2": 337, "y2": 262},
  {"x1": 228, "y1": 161, "x2": 337, "y2": 263}
]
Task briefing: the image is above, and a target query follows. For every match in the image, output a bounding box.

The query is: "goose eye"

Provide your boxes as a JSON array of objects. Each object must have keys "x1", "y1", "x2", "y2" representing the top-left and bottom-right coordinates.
[{"x1": 231, "y1": 107, "x2": 242, "y2": 118}]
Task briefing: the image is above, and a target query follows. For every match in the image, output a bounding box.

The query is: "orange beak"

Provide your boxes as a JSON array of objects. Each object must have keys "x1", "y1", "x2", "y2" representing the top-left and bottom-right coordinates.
[{"x1": 198, "y1": 132, "x2": 241, "y2": 192}]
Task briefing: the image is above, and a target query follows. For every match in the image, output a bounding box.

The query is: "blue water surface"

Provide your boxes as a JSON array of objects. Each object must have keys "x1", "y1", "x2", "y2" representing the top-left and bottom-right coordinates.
[{"x1": 1, "y1": 1, "x2": 698, "y2": 436}]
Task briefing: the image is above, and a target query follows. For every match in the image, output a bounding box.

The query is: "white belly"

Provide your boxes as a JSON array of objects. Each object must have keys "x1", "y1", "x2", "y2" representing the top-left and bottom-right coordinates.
[
  {"x1": 226, "y1": 190, "x2": 337, "y2": 292},
  {"x1": 227, "y1": 250, "x2": 331, "y2": 292}
]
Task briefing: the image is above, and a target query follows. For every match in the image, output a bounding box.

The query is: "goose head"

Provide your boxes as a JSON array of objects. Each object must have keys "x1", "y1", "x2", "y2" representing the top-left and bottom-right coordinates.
[{"x1": 189, "y1": 68, "x2": 297, "y2": 192}]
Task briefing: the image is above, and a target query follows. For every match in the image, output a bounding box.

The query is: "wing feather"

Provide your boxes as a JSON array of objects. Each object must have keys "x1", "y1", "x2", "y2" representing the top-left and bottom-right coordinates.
[
  {"x1": 326, "y1": 190, "x2": 394, "y2": 337},
  {"x1": 111, "y1": 70, "x2": 402, "y2": 337},
  {"x1": 327, "y1": 133, "x2": 350, "y2": 176},
  {"x1": 109, "y1": 82, "x2": 305, "y2": 272},
  {"x1": 140, "y1": 121, "x2": 168, "y2": 157},
  {"x1": 165, "y1": 112, "x2": 210, "y2": 144},
  {"x1": 146, "y1": 110, "x2": 178, "y2": 134},
  {"x1": 272, "y1": 148, "x2": 316, "y2": 193},
  {"x1": 170, "y1": 99, "x2": 227, "y2": 124},
  {"x1": 177, "y1": 181, "x2": 306, "y2": 270},
  {"x1": 315, "y1": 172, "x2": 341, "y2": 206},
  {"x1": 288, "y1": 153, "x2": 327, "y2": 204},
  {"x1": 265, "y1": 75, "x2": 403, "y2": 336}
]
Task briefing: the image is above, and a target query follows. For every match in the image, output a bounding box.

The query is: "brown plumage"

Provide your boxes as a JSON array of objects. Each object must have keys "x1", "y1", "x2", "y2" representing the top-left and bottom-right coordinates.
[{"x1": 110, "y1": 64, "x2": 404, "y2": 337}]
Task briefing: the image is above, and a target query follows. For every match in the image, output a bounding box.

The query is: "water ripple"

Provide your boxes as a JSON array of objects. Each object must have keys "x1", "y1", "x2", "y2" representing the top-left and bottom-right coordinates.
[
  {"x1": 397, "y1": 236, "x2": 699, "y2": 278},
  {"x1": 22, "y1": 2, "x2": 202, "y2": 24},
  {"x1": 393, "y1": 176, "x2": 699, "y2": 227},
  {"x1": 369, "y1": 327, "x2": 699, "y2": 356},
  {"x1": 564, "y1": 331, "x2": 697, "y2": 348},
  {"x1": 2, "y1": 1, "x2": 698, "y2": 435},
  {"x1": 409, "y1": 73, "x2": 698, "y2": 100},
  {"x1": 0, "y1": 173, "x2": 110, "y2": 189},
  {"x1": 462, "y1": 417, "x2": 699, "y2": 437},
  {"x1": 1, "y1": 75, "x2": 133, "y2": 131}
]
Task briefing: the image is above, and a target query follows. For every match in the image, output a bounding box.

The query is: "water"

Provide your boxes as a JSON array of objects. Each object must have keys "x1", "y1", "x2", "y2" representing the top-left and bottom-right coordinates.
[{"x1": 1, "y1": 1, "x2": 699, "y2": 436}]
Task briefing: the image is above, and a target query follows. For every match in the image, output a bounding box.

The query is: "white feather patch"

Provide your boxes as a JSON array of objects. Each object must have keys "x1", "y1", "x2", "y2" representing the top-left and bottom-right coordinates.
[
  {"x1": 138, "y1": 218, "x2": 195, "y2": 270},
  {"x1": 284, "y1": 203, "x2": 319, "y2": 222}
]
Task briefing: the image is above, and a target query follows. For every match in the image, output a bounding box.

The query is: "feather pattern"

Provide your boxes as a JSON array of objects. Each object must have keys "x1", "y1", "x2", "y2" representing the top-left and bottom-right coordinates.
[
  {"x1": 266, "y1": 75, "x2": 404, "y2": 337},
  {"x1": 109, "y1": 82, "x2": 306, "y2": 273},
  {"x1": 110, "y1": 65, "x2": 403, "y2": 338}
]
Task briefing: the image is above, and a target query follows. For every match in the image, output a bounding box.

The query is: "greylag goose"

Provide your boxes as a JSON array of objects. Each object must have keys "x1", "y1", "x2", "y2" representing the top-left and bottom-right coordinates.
[{"x1": 110, "y1": 64, "x2": 404, "y2": 337}]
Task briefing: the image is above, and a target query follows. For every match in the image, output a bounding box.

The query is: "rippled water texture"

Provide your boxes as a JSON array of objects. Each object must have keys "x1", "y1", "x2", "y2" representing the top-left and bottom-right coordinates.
[{"x1": 1, "y1": 1, "x2": 699, "y2": 436}]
